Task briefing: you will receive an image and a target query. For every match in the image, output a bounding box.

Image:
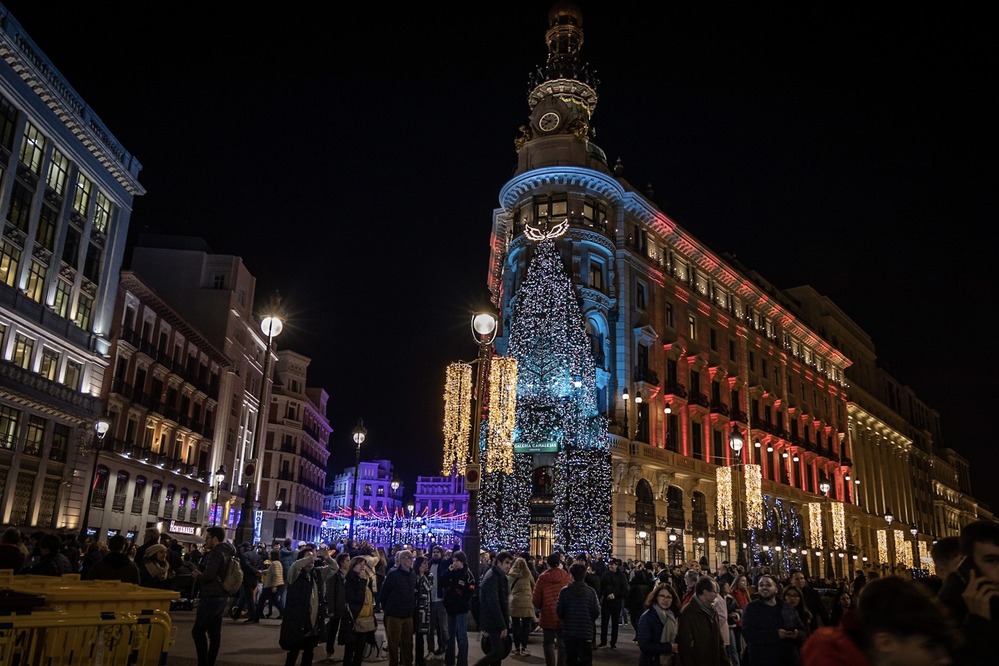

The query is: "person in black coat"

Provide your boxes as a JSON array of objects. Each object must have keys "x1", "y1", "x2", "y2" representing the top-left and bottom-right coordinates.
[
  {"x1": 636, "y1": 583, "x2": 680, "y2": 666},
  {"x1": 473, "y1": 550, "x2": 514, "y2": 666},
  {"x1": 627, "y1": 563, "x2": 656, "y2": 633},
  {"x1": 438, "y1": 550, "x2": 477, "y2": 666},
  {"x1": 556, "y1": 563, "x2": 600, "y2": 666},
  {"x1": 598, "y1": 559, "x2": 629, "y2": 648}
]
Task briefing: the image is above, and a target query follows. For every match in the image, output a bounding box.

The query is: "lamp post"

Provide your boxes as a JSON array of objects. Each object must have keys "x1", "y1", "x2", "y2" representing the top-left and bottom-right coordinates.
[
  {"x1": 348, "y1": 418, "x2": 367, "y2": 543},
  {"x1": 235, "y1": 312, "x2": 283, "y2": 546},
  {"x1": 211, "y1": 464, "x2": 227, "y2": 527},
  {"x1": 79, "y1": 415, "x2": 112, "y2": 540},
  {"x1": 390, "y1": 477, "x2": 400, "y2": 549},
  {"x1": 622, "y1": 387, "x2": 629, "y2": 438},
  {"x1": 729, "y1": 424, "x2": 746, "y2": 567},
  {"x1": 465, "y1": 311, "x2": 497, "y2": 569},
  {"x1": 910, "y1": 525, "x2": 919, "y2": 573}
]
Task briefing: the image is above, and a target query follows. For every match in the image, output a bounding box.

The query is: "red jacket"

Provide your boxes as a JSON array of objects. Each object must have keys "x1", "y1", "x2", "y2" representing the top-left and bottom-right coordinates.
[
  {"x1": 532, "y1": 566, "x2": 571, "y2": 629},
  {"x1": 800, "y1": 626, "x2": 870, "y2": 666}
]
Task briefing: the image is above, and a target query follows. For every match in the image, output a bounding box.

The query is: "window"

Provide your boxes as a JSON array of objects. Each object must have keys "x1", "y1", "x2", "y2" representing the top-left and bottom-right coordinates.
[
  {"x1": 92, "y1": 192, "x2": 112, "y2": 234},
  {"x1": 687, "y1": 314, "x2": 697, "y2": 340},
  {"x1": 62, "y1": 226, "x2": 81, "y2": 266},
  {"x1": 72, "y1": 173, "x2": 93, "y2": 217},
  {"x1": 709, "y1": 328, "x2": 718, "y2": 351},
  {"x1": 691, "y1": 422, "x2": 703, "y2": 460},
  {"x1": 63, "y1": 359, "x2": 83, "y2": 390},
  {"x1": 40, "y1": 347, "x2": 59, "y2": 380},
  {"x1": 36, "y1": 204, "x2": 57, "y2": 250},
  {"x1": 7, "y1": 182, "x2": 33, "y2": 231},
  {"x1": 49, "y1": 422, "x2": 69, "y2": 462},
  {"x1": 0, "y1": 404, "x2": 20, "y2": 449},
  {"x1": 212, "y1": 273, "x2": 226, "y2": 289},
  {"x1": 588, "y1": 259, "x2": 603, "y2": 290},
  {"x1": 25, "y1": 260, "x2": 45, "y2": 302},
  {"x1": 74, "y1": 294, "x2": 93, "y2": 330},
  {"x1": 23, "y1": 415, "x2": 45, "y2": 456},
  {"x1": 632, "y1": 224, "x2": 648, "y2": 254},
  {"x1": 46, "y1": 148, "x2": 69, "y2": 196},
  {"x1": 18, "y1": 122, "x2": 46, "y2": 174},
  {"x1": 665, "y1": 301, "x2": 675, "y2": 328},
  {"x1": 0, "y1": 240, "x2": 20, "y2": 287},
  {"x1": 13, "y1": 334, "x2": 34, "y2": 370},
  {"x1": 83, "y1": 243, "x2": 102, "y2": 283},
  {"x1": 636, "y1": 281, "x2": 647, "y2": 310},
  {"x1": 0, "y1": 96, "x2": 18, "y2": 151}
]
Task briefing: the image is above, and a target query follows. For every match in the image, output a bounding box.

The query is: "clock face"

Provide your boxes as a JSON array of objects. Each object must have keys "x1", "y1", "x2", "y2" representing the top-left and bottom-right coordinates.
[{"x1": 539, "y1": 111, "x2": 560, "y2": 132}]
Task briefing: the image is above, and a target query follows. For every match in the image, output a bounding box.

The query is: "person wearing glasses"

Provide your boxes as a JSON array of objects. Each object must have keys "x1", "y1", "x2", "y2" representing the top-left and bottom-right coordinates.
[{"x1": 192, "y1": 527, "x2": 237, "y2": 666}]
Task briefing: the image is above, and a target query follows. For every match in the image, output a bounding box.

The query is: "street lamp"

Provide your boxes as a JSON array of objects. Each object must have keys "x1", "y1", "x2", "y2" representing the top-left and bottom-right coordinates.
[
  {"x1": 884, "y1": 507, "x2": 894, "y2": 525},
  {"x1": 348, "y1": 418, "x2": 367, "y2": 543},
  {"x1": 235, "y1": 311, "x2": 283, "y2": 546},
  {"x1": 79, "y1": 415, "x2": 112, "y2": 539},
  {"x1": 728, "y1": 424, "x2": 746, "y2": 566},
  {"x1": 819, "y1": 477, "x2": 831, "y2": 496},
  {"x1": 465, "y1": 311, "x2": 497, "y2": 571},
  {"x1": 211, "y1": 464, "x2": 227, "y2": 527}
]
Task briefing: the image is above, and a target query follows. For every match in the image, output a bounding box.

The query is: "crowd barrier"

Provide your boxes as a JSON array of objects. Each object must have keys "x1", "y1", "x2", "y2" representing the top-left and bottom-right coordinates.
[{"x1": 0, "y1": 569, "x2": 179, "y2": 665}]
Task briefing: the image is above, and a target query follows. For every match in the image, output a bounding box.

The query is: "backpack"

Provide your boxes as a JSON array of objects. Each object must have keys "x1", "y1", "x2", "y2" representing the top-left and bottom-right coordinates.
[{"x1": 219, "y1": 550, "x2": 243, "y2": 595}]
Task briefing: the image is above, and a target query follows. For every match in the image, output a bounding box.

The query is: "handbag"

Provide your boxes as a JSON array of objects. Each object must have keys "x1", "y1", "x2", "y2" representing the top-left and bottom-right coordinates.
[
  {"x1": 480, "y1": 632, "x2": 513, "y2": 658},
  {"x1": 347, "y1": 603, "x2": 377, "y2": 633}
]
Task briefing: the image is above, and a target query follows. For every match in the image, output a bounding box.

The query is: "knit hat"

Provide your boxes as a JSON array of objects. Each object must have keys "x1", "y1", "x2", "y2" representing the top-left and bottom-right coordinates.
[{"x1": 144, "y1": 543, "x2": 168, "y2": 559}]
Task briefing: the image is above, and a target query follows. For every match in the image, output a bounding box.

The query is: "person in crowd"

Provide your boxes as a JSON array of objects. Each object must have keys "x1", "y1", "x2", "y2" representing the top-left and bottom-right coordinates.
[
  {"x1": 381, "y1": 549, "x2": 417, "y2": 666},
  {"x1": 937, "y1": 519, "x2": 999, "y2": 665},
  {"x1": 22, "y1": 532, "x2": 72, "y2": 576},
  {"x1": 80, "y1": 539, "x2": 107, "y2": 577},
  {"x1": 597, "y1": 558, "x2": 629, "y2": 649},
  {"x1": 779, "y1": 585, "x2": 811, "y2": 661},
  {"x1": 340, "y1": 555, "x2": 376, "y2": 666},
  {"x1": 250, "y1": 549, "x2": 285, "y2": 622},
  {"x1": 428, "y1": 546, "x2": 449, "y2": 660},
  {"x1": 627, "y1": 562, "x2": 656, "y2": 635},
  {"x1": 719, "y1": 580, "x2": 741, "y2": 666},
  {"x1": 829, "y1": 590, "x2": 854, "y2": 627},
  {"x1": 192, "y1": 527, "x2": 236, "y2": 666},
  {"x1": 0, "y1": 527, "x2": 26, "y2": 572},
  {"x1": 680, "y1": 570, "x2": 699, "y2": 608},
  {"x1": 922, "y1": 536, "x2": 961, "y2": 595},
  {"x1": 473, "y1": 550, "x2": 514, "y2": 666},
  {"x1": 281, "y1": 548, "x2": 336, "y2": 666},
  {"x1": 439, "y1": 550, "x2": 476, "y2": 666},
  {"x1": 134, "y1": 527, "x2": 160, "y2": 565},
  {"x1": 508, "y1": 556, "x2": 537, "y2": 656},
  {"x1": 741, "y1": 574, "x2": 803, "y2": 666},
  {"x1": 138, "y1": 542, "x2": 173, "y2": 589},
  {"x1": 533, "y1": 552, "x2": 571, "y2": 666},
  {"x1": 325, "y1": 551, "x2": 350, "y2": 663},
  {"x1": 87, "y1": 534, "x2": 139, "y2": 585},
  {"x1": 414, "y1": 555, "x2": 434, "y2": 666},
  {"x1": 677, "y1": 576, "x2": 730, "y2": 666},
  {"x1": 280, "y1": 538, "x2": 297, "y2": 606},
  {"x1": 556, "y1": 562, "x2": 600, "y2": 666},
  {"x1": 636, "y1": 582, "x2": 679, "y2": 666},
  {"x1": 231, "y1": 542, "x2": 260, "y2": 621},
  {"x1": 788, "y1": 569, "x2": 829, "y2": 632},
  {"x1": 801, "y1": 575, "x2": 956, "y2": 665}
]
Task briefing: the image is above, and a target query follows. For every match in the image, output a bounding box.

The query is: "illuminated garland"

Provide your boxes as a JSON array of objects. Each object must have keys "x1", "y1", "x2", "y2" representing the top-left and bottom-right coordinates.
[
  {"x1": 716, "y1": 467, "x2": 733, "y2": 531},
  {"x1": 831, "y1": 501, "x2": 846, "y2": 550},
  {"x1": 807, "y1": 502, "x2": 823, "y2": 549},
  {"x1": 480, "y1": 238, "x2": 610, "y2": 554},
  {"x1": 486, "y1": 357, "x2": 518, "y2": 473},
  {"x1": 894, "y1": 529, "x2": 912, "y2": 568},
  {"x1": 442, "y1": 362, "x2": 473, "y2": 475},
  {"x1": 877, "y1": 530, "x2": 888, "y2": 565},
  {"x1": 744, "y1": 464, "x2": 763, "y2": 529},
  {"x1": 920, "y1": 541, "x2": 931, "y2": 574}
]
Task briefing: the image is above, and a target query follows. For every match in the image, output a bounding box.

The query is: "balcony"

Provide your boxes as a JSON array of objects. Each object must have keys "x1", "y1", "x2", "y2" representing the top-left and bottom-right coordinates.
[
  {"x1": 662, "y1": 382, "x2": 688, "y2": 400},
  {"x1": 633, "y1": 366, "x2": 660, "y2": 386},
  {"x1": 709, "y1": 400, "x2": 729, "y2": 416}
]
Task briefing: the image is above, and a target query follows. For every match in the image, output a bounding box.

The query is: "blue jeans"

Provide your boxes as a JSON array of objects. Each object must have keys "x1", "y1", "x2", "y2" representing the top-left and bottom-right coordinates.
[
  {"x1": 446, "y1": 612, "x2": 469, "y2": 666},
  {"x1": 430, "y1": 601, "x2": 449, "y2": 653},
  {"x1": 192, "y1": 596, "x2": 228, "y2": 666}
]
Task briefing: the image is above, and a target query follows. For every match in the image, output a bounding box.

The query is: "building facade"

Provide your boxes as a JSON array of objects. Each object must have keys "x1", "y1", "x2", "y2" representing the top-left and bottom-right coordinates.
[
  {"x1": 0, "y1": 5, "x2": 143, "y2": 533},
  {"x1": 262, "y1": 349, "x2": 331, "y2": 546},
  {"x1": 483, "y1": 4, "x2": 989, "y2": 575}
]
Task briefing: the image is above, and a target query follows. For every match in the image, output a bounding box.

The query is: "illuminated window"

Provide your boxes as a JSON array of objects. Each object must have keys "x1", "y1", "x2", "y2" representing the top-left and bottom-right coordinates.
[
  {"x1": 588, "y1": 259, "x2": 603, "y2": 290},
  {"x1": 35, "y1": 205, "x2": 57, "y2": 250},
  {"x1": 25, "y1": 260, "x2": 45, "y2": 302},
  {"x1": 63, "y1": 359, "x2": 82, "y2": 390},
  {"x1": 12, "y1": 334, "x2": 33, "y2": 370},
  {"x1": 92, "y1": 191, "x2": 112, "y2": 234},
  {"x1": 0, "y1": 240, "x2": 21, "y2": 287},
  {"x1": 688, "y1": 314, "x2": 697, "y2": 340},
  {"x1": 52, "y1": 280, "x2": 72, "y2": 318},
  {"x1": 18, "y1": 121, "x2": 46, "y2": 174},
  {"x1": 0, "y1": 404, "x2": 20, "y2": 449},
  {"x1": 40, "y1": 346, "x2": 59, "y2": 380},
  {"x1": 74, "y1": 294, "x2": 93, "y2": 330},
  {"x1": 72, "y1": 173, "x2": 93, "y2": 217},
  {"x1": 23, "y1": 415, "x2": 45, "y2": 456},
  {"x1": 46, "y1": 148, "x2": 69, "y2": 196}
]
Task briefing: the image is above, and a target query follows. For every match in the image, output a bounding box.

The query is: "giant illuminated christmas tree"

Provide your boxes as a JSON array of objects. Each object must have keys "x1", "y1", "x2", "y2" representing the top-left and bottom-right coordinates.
[{"x1": 480, "y1": 237, "x2": 611, "y2": 555}]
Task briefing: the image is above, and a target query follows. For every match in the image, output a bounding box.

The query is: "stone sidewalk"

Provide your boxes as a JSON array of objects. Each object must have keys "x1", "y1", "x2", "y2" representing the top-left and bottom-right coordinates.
[{"x1": 165, "y1": 611, "x2": 641, "y2": 666}]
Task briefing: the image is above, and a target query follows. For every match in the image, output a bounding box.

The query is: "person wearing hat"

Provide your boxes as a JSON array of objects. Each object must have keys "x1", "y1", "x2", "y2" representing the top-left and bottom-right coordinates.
[{"x1": 139, "y1": 543, "x2": 174, "y2": 589}]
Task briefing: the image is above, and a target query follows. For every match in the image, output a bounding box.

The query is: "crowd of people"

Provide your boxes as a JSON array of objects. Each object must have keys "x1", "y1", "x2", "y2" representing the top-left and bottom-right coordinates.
[{"x1": 2, "y1": 518, "x2": 997, "y2": 666}]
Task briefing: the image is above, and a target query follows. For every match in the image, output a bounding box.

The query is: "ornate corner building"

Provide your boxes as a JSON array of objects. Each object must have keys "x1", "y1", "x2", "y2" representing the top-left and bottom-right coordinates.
[{"x1": 487, "y1": 3, "x2": 989, "y2": 575}]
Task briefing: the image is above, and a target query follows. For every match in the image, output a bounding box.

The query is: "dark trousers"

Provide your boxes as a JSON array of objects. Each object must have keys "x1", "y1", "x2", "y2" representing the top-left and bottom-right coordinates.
[
  {"x1": 512, "y1": 617, "x2": 533, "y2": 650},
  {"x1": 563, "y1": 636, "x2": 592, "y2": 666},
  {"x1": 345, "y1": 630, "x2": 374, "y2": 666},
  {"x1": 326, "y1": 616, "x2": 342, "y2": 656},
  {"x1": 285, "y1": 635, "x2": 321, "y2": 666},
  {"x1": 192, "y1": 595, "x2": 228, "y2": 666},
  {"x1": 472, "y1": 630, "x2": 508, "y2": 666},
  {"x1": 235, "y1": 582, "x2": 257, "y2": 618},
  {"x1": 599, "y1": 599, "x2": 623, "y2": 646},
  {"x1": 253, "y1": 586, "x2": 284, "y2": 621}
]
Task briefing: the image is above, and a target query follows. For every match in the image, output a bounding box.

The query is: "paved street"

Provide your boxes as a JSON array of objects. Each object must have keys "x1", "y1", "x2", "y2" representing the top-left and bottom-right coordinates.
[{"x1": 165, "y1": 611, "x2": 641, "y2": 666}]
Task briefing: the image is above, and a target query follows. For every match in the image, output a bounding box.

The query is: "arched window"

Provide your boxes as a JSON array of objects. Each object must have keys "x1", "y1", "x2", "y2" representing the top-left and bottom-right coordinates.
[
  {"x1": 131, "y1": 476, "x2": 146, "y2": 514},
  {"x1": 112, "y1": 470, "x2": 129, "y2": 511},
  {"x1": 92, "y1": 465, "x2": 110, "y2": 507},
  {"x1": 178, "y1": 488, "x2": 189, "y2": 520}
]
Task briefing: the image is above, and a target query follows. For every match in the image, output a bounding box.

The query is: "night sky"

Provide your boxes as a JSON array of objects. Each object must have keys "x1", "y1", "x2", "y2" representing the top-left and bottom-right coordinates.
[{"x1": 4, "y1": 3, "x2": 996, "y2": 510}]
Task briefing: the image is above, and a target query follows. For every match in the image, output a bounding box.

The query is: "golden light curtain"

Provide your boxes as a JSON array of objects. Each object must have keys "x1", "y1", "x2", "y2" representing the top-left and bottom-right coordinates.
[
  {"x1": 920, "y1": 541, "x2": 931, "y2": 574},
  {"x1": 716, "y1": 467, "x2": 733, "y2": 531},
  {"x1": 807, "y1": 502, "x2": 823, "y2": 549},
  {"x1": 877, "y1": 530, "x2": 888, "y2": 565},
  {"x1": 831, "y1": 501, "x2": 846, "y2": 550},
  {"x1": 442, "y1": 362, "x2": 472, "y2": 475},
  {"x1": 485, "y1": 357, "x2": 517, "y2": 473},
  {"x1": 744, "y1": 464, "x2": 763, "y2": 529},
  {"x1": 894, "y1": 529, "x2": 912, "y2": 567}
]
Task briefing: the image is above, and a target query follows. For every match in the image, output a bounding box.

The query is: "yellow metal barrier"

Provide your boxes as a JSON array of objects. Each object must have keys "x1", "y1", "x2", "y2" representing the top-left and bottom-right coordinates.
[{"x1": 0, "y1": 608, "x2": 175, "y2": 664}]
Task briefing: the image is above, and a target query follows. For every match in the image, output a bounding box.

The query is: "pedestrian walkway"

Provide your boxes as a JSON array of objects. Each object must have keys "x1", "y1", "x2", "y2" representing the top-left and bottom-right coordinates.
[{"x1": 164, "y1": 611, "x2": 640, "y2": 665}]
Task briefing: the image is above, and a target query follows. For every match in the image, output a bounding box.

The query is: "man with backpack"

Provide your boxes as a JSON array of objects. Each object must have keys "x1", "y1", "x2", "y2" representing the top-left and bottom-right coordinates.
[{"x1": 193, "y1": 527, "x2": 238, "y2": 666}]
